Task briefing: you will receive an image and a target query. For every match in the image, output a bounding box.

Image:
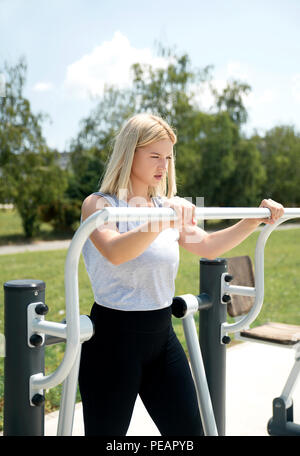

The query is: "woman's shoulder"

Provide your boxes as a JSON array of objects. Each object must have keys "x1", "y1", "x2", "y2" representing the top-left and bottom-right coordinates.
[
  {"x1": 83, "y1": 192, "x2": 115, "y2": 206},
  {"x1": 81, "y1": 193, "x2": 115, "y2": 221},
  {"x1": 82, "y1": 193, "x2": 106, "y2": 207}
]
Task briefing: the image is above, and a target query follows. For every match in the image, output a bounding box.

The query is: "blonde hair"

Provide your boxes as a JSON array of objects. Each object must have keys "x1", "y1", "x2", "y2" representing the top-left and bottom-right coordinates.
[{"x1": 99, "y1": 113, "x2": 177, "y2": 200}]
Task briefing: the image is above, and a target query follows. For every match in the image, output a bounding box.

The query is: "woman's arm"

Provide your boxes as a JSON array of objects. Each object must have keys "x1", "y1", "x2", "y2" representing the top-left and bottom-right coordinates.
[
  {"x1": 107, "y1": 219, "x2": 172, "y2": 265},
  {"x1": 194, "y1": 219, "x2": 261, "y2": 260},
  {"x1": 82, "y1": 194, "x2": 175, "y2": 266},
  {"x1": 178, "y1": 198, "x2": 284, "y2": 260}
]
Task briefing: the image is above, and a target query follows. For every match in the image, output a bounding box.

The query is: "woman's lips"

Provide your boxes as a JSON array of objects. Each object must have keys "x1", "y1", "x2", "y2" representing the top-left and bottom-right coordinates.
[{"x1": 154, "y1": 175, "x2": 162, "y2": 180}]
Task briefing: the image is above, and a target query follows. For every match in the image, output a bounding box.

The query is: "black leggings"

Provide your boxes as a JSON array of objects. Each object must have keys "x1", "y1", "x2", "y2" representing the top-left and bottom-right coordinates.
[{"x1": 78, "y1": 303, "x2": 203, "y2": 436}]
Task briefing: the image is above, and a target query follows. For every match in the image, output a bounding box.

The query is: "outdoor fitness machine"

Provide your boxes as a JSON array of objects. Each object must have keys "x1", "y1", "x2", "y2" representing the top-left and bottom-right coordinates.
[{"x1": 3, "y1": 205, "x2": 300, "y2": 436}]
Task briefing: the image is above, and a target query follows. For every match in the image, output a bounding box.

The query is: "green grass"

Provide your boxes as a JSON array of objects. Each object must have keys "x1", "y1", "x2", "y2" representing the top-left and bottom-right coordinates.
[
  {"x1": 0, "y1": 208, "x2": 73, "y2": 245},
  {"x1": 0, "y1": 209, "x2": 300, "y2": 431}
]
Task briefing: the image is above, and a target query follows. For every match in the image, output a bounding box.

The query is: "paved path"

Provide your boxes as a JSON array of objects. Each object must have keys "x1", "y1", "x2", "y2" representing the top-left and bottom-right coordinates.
[{"x1": 0, "y1": 239, "x2": 71, "y2": 255}]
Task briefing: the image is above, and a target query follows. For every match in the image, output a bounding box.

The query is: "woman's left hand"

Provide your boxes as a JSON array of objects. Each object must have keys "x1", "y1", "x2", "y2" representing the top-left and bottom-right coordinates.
[{"x1": 255, "y1": 198, "x2": 285, "y2": 225}]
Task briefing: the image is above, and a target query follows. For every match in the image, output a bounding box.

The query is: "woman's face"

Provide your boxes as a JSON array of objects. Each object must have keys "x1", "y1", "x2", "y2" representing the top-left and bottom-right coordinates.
[{"x1": 130, "y1": 139, "x2": 173, "y2": 193}]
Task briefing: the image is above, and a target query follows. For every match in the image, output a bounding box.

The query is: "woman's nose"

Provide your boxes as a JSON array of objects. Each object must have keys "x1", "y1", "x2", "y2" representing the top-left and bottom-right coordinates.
[{"x1": 159, "y1": 158, "x2": 168, "y2": 169}]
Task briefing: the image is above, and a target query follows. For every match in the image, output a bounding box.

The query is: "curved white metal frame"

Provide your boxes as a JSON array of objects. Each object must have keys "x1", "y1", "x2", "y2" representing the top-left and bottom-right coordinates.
[
  {"x1": 220, "y1": 214, "x2": 299, "y2": 340},
  {"x1": 28, "y1": 205, "x2": 300, "y2": 435}
]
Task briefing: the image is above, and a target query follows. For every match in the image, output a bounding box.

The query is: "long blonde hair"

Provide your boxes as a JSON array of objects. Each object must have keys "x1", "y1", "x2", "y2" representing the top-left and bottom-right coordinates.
[{"x1": 99, "y1": 113, "x2": 177, "y2": 200}]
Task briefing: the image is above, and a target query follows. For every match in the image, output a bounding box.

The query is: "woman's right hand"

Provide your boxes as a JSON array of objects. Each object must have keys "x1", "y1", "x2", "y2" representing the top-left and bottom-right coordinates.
[{"x1": 161, "y1": 196, "x2": 197, "y2": 231}]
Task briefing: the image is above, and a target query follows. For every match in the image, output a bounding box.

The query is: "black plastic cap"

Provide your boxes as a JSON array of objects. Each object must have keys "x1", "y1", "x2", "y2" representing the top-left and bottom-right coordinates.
[
  {"x1": 224, "y1": 274, "x2": 234, "y2": 282},
  {"x1": 31, "y1": 393, "x2": 45, "y2": 407},
  {"x1": 4, "y1": 279, "x2": 45, "y2": 291},
  {"x1": 29, "y1": 334, "x2": 44, "y2": 347},
  {"x1": 222, "y1": 335, "x2": 231, "y2": 344},
  {"x1": 171, "y1": 297, "x2": 187, "y2": 318},
  {"x1": 200, "y1": 258, "x2": 227, "y2": 266},
  {"x1": 35, "y1": 303, "x2": 49, "y2": 315}
]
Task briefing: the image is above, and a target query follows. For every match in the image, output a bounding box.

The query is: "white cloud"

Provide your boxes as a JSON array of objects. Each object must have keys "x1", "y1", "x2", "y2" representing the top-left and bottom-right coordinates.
[
  {"x1": 63, "y1": 31, "x2": 172, "y2": 100},
  {"x1": 225, "y1": 61, "x2": 251, "y2": 82},
  {"x1": 32, "y1": 82, "x2": 54, "y2": 92}
]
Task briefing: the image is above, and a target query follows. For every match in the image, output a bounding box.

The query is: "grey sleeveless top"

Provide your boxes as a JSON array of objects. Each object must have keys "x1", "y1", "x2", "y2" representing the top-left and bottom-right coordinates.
[{"x1": 81, "y1": 192, "x2": 180, "y2": 311}]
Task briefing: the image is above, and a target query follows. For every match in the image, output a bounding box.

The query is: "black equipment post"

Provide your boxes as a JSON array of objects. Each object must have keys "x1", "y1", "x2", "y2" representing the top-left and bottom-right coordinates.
[
  {"x1": 199, "y1": 258, "x2": 228, "y2": 436},
  {"x1": 3, "y1": 280, "x2": 45, "y2": 436}
]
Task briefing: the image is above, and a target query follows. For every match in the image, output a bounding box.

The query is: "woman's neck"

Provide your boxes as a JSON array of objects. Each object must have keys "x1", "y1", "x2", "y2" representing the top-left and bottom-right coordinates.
[{"x1": 126, "y1": 193, "x2": 152, "y2": 205}]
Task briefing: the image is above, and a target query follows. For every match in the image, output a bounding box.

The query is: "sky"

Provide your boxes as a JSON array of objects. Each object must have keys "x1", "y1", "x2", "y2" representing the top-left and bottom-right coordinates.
[{"x1": 1, "y1": 0, "x2": 300, "y2": 151}]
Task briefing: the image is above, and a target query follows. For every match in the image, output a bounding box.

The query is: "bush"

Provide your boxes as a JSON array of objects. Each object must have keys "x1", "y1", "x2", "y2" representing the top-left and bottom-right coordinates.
[{"x1": 38, "y1": 198, "x2": 82, "y2": 233}]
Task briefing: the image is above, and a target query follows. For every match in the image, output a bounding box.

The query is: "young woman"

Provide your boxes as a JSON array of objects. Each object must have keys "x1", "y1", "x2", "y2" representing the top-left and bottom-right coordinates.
[{"x1": 78, "y1": 113, "x2": 284, "y2": 436}]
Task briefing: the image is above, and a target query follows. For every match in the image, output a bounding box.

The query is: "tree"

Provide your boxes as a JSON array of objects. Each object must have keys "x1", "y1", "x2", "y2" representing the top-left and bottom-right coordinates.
[
  {"x1": 0, "y1": 57, "x2": 68, "y2": 237},
  {"x1": 5, "y1": 148, "x2": 67, "y2": 237},
  {"x1": 173, "y1": 110, "x2": 265, "y2": 207},
  {"x1": 212, "y1": 79, "x2": 251, "y2": 127},
  {"x1": 68, "y1": 43, "x2": 264, "y2": 209},
  {"x1": 67, "y1": 86, "x2": 139, "y2": 201},
  {"x1": 130, "y1": 46, "x2": 213, "y2": 125},
  {"x1": 252, "y1": 125, "x2": 300, "y2": 206},
  {"x1": 221, "y1": 138, "x2": 266, "y2": 207},
  {"x1": 68, "y1": 44, "x2": 213, "y2": 199}
]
